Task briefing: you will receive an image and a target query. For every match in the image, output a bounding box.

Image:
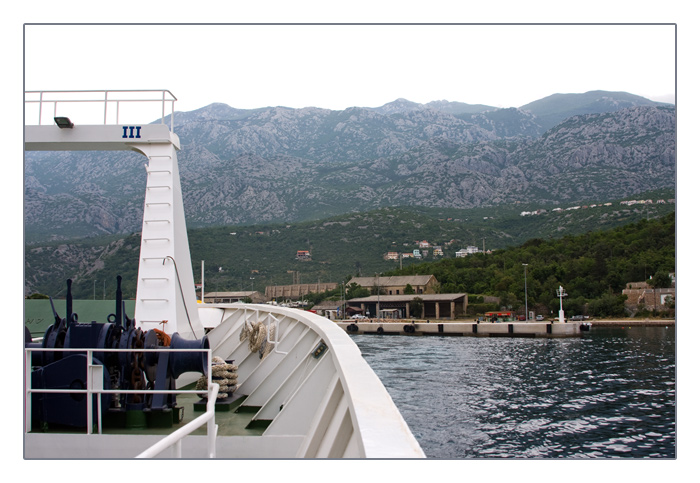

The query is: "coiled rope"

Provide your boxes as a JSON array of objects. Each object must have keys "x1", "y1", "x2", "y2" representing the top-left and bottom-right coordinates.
[
  {"x1": 240, "y1": 320, "x2": 275, "y2": 358},
  {"x1": 196, "y1": 356, "x2": 239, "y2": 399}
]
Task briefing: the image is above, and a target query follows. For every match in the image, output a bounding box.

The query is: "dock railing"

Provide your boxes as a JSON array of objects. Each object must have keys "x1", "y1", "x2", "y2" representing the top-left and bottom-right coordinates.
[
  {"x1": 24, "y1": 345, "x2": 218, "y2": 458},
  {"x1": 24, "y1": 89, "x2": 177, "y2": 131}
]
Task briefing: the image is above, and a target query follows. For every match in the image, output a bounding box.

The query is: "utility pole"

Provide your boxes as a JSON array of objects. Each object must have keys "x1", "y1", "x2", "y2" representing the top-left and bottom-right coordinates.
[{"x1": 375, "y1": 273, "x2": 381, "y2": 319}]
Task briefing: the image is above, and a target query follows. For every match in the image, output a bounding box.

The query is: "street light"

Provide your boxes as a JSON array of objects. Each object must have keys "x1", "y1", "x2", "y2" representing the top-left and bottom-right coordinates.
[
  {"x1": 556, "y1": 285, "x2": 568, "y2": 323},
  {"x1": 522, "y1": 263, "x2": 528, "y2": 321}
]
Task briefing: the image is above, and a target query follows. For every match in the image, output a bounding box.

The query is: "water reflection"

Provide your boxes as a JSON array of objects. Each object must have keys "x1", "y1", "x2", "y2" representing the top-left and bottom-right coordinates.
[{"x1": 353, "y1": 326, "x2": 675, "y2": 458}]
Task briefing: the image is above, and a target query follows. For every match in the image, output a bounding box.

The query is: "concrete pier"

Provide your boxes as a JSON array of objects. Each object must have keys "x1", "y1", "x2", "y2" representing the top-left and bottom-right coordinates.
[{"x1": 337, "y1": 320, "x2": 585, "y2": 338}]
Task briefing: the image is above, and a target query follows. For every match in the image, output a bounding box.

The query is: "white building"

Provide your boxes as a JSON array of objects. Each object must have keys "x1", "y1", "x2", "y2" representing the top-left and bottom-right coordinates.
[{"x1": 456, "y1": 246, "x2": 480, "y2": 257}]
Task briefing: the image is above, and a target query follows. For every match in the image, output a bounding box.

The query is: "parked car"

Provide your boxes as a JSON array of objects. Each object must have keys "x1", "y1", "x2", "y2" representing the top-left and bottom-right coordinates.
[
  {"x1": 536, "y1": 315, "x2": 544, "y2": 321},
  {"x1": 570, "y1": 315, "x2": 585, "y2": 321},
  {"x1": 351, "y1": 314, "x2": 368, "y2": 320}
]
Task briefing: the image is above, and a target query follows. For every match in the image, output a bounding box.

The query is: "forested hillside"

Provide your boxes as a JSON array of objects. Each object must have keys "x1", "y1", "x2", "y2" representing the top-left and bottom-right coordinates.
[
  {"x1": 24, "y1": 190, "x2": 674, "y2": 300},
  {"x1": 385, "y1": 212, "x2": 675, "y2": 317}
]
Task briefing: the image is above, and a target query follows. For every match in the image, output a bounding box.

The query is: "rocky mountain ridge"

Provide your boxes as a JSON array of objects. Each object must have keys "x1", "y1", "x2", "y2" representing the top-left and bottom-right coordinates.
[{"x1": 24, "y1": 91, "x2": 674, "y2": 242}]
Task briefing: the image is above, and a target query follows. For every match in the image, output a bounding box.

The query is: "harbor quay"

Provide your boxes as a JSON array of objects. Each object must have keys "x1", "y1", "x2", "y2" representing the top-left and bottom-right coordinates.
[
  {"x1": 335, "y1": 318, "x2": 675, "y2": 338},
  {"x1": 336, "y1": 319, "x2": 585, "y2": 338}
]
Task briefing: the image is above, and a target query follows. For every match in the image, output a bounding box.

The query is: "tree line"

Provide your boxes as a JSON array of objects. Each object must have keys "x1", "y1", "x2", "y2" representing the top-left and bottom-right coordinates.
[{"x1": 365, "y1": 213, "x2": 675, "y2": 318}]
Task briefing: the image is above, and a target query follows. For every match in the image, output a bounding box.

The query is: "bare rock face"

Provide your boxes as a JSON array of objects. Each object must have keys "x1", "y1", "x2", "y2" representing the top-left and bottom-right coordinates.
[{"x1": 24, "y1": 92, "x2": 675, "y2": 242}]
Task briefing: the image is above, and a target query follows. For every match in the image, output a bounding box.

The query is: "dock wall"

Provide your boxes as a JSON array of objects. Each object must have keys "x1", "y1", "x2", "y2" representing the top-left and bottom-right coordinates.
[{"x1": 337, "y1": 321, "x2": 582, "y2": 338}]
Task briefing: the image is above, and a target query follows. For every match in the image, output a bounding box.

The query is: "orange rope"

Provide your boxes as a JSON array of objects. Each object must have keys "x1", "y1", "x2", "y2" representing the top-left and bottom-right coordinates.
[{"x1": 152, "y1": 328, "x2": 171, "y2": 346}]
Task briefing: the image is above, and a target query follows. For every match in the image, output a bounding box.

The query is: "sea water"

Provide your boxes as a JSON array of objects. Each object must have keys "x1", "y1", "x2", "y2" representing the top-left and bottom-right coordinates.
[{"x1": 353, "y1": 326, "x2": 675, "y2": 458}]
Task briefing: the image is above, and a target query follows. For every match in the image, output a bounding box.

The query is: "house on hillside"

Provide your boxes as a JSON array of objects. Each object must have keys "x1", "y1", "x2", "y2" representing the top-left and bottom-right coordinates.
[
  {"x1": 456, "y1": 246, "x2": 479, "y2": 257},
  {"x1": 296, "y1": 250, "x2": 311, "y2": 261}
]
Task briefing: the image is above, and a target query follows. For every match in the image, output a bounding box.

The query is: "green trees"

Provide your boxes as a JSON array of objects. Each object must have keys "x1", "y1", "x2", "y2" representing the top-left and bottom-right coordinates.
[
  {"x1": 385, "y1": 213, "x2": 674, "y2": 318},
  {"x1": 409, "y1": 297, "x2": 423, "y2": 318},
  {"x1": 346, "y1": 283, "x2": 370, "y2": 299},
  {"x1": 588, "y1": 293, "x2": 628, "y2": 317},
  {"x1": 648, "y1": 270, "x2": 672, "y2": 289}
]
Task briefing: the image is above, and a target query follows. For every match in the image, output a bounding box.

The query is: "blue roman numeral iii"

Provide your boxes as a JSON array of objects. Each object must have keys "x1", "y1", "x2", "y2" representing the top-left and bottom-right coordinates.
[{"x1": 122, "y1": 126, "x2": 142, "y2": 138}]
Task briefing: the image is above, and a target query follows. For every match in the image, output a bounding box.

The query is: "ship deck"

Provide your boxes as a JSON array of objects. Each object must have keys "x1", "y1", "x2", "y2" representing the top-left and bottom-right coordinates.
[{"x1": 27, "y1": 389, "x2": 267, "y2": 438}]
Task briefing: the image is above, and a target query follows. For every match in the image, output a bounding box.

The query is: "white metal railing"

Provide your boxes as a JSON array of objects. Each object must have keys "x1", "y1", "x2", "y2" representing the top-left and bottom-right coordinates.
[
  {"x1": 265, "y1": 313, "x2": 289, "y2": 356},
  {"x1": 24, "y1": 345, "x2": 217, "y2": 458},
  {"x1": 136, "y1": 382, "x2": 219, "y2": 459},
  {"x1": 24, "y1": 90, "x2": 177, "y2": 131}
]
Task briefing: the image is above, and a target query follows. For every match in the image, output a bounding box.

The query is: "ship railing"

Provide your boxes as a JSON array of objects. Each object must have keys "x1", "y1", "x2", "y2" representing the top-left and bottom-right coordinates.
[
  {"x1": 136, "y1": 381, "x2": 219, "y2": 459},
  {"x1": 24, "y1": 89, "x2": 177, "y2": 131},
  {"x1": 24, "y1": 345, "x2": 219, "y2": 458}
]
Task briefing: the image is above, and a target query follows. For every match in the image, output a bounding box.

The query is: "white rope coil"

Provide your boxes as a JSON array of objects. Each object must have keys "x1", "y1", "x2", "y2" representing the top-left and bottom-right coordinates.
[
  {"x1": 248, "y1": 322, "x2": 267, "y2": 352},
  {"x1": 241, "y1": 321, "x2": 275, "y2": 358},
  {"x1": 196, "y1": 356, "x2": 239, "y2": 398}
]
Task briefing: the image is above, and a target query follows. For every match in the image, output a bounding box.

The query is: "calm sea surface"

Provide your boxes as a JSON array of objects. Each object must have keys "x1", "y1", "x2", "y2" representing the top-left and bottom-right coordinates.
[{"x1": 352, "y1": 326, "x2": 676, "y2": 459}]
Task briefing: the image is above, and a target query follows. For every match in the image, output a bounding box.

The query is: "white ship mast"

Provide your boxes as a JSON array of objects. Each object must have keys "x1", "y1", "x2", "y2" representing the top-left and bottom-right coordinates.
[{"x1": 24, "y1": 90, "x2": 204, "y2": 339}]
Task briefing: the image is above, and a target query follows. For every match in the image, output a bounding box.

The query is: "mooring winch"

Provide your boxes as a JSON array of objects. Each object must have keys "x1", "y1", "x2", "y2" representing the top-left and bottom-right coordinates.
[{"x1": 25, "y1": 276, "x2": 209, "y2": 430}]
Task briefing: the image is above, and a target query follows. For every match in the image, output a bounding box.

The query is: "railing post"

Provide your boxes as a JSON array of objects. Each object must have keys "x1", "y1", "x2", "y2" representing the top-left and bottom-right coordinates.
[
  {"x1": 25, "y1": 349, "x2": 32, "y2": 433},
  {"x1": 37, "y1": 91, "x2": 43, "y2": 125},
  {"x1": 104, "y1": 91, "x2": 108, "y2": 125},
  {"x1": 206, "y1": 348, "x2": 217, "y2": 458},
  {"x1": 86, "y1": 349, "x2": 92, "y2": 435}
]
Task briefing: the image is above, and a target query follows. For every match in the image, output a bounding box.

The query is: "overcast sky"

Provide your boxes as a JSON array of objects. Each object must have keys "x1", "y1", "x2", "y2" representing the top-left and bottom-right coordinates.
[{"x1": 24, "y1": 23, "x2": 676, "y2": 113}]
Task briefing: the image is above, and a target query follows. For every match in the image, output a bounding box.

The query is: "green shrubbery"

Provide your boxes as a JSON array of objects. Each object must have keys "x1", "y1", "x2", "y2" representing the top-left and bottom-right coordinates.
[{"x1": 385, "y1": 213, "x2": 674, "y2": 318}]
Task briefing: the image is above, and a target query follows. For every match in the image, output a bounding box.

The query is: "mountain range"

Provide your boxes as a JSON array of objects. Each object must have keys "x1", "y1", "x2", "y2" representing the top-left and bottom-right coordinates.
[{"x1": 24, "y1": 90, "x2": 675, "y2": 243}]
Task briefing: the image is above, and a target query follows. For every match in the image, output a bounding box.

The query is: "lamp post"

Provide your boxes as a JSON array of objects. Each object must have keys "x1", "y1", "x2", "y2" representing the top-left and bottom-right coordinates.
[
  {"x1": 522, "y1": 263, "x2": 528, "y2": 321},
  {"x1": 341, "y1": 281, "x2": 345, "y2": 320},
  {"x1": 375, "y1": 273, "x2": 380, "y2": 319},
  {"x1": 557, "y1": 285, "x2": 568, "y2": 323}
]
